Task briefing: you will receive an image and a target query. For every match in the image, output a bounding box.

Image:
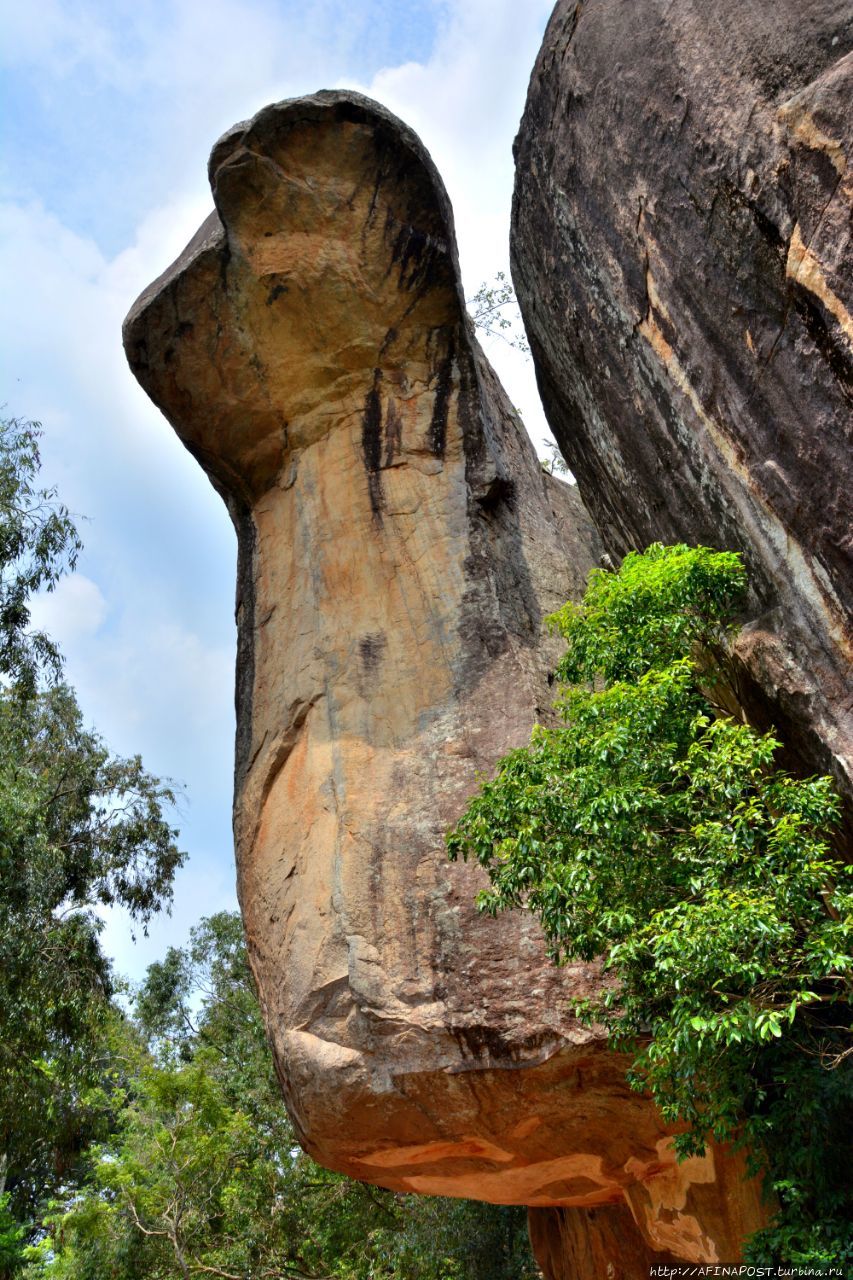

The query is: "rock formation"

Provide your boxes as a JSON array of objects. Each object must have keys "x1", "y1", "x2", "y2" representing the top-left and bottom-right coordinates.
[
  {"x1": 125, "y1": 91, "x2": 767, "y2": 1269},
  {"x1": 529, "y1": 1203, "x2": 701, "y2": 1280},
  {"x1": 512, "y1": 0, "x2": 853, "y2": 812}
]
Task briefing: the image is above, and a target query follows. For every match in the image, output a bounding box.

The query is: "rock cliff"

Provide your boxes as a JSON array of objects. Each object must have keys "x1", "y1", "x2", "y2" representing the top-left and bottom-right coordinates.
[
  {"x1": 125, "y1": 91, "x2": 767, "y2": 1269},
  {"x1": 512, "y1": 0, "x2": 853, "y2": 810}
]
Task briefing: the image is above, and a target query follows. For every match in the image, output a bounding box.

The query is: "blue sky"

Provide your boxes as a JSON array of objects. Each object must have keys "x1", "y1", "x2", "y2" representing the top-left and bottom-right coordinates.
[{"x1": 1, "y1": 0, "x2": 556, "y2": 980}]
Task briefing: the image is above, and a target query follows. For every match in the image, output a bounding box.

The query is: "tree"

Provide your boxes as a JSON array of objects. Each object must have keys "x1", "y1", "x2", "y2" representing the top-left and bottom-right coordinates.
[
  {"x1": 448, "y1": 544, "x2": 852, "y2": 1265},
  {"x1": 0, "y1": 684, "x2": 183, "y2": 1223},
  {"x1": 0, "y1": 418, "x2": 81, "y2": 696},
  {"x1": 0, "y1": 417, "x2": 184, "y2": 1239},
  {"x1": 538, "y1": 440, "x2": 569, "y2": 478},
  {"x1": 0, "y1": 1197, "x2": 26, "y2": 1277},
  {"x1": 466, "y1": 273, "x2": 529, "y2": 354},
  {"x1": 35, "y1": 913, "x2": 537, "y2": 1280}
]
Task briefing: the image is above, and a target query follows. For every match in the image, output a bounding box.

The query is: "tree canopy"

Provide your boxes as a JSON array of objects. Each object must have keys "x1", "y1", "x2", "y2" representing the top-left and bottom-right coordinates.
[
  {"x1": 0, "y1": 418, "x2": 81, "y2": 695},
  {"x1": 29, "y1": 913, "x2": 536, "y2": 1280},
  {"x1": 0, "y1": 416, "x2": 184, "y2": 1247},
  {"x1": 448, "y1": 543, "x2": 853, "y2": 1265}
]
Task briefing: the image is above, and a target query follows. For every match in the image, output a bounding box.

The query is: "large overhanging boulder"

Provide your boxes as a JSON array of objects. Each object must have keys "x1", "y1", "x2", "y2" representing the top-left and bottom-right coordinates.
[
  {"x1": 512, "y1": 0, "x2": 853, "y2": 810},
  {"x1": 125, "y1": 90, "x2": 765, "y2": 1267}
]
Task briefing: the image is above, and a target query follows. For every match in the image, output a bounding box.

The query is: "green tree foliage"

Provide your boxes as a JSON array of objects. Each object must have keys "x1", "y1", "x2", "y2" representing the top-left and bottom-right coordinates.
[
  {"x1": 538, "y1": 440, "x2": 569, "y2": 478},
  {"x1": 0, "y1": 417, "x2": 184, "y2": 1238},
  {"x1": 448, "y1": 544, "x2": 853, "y2": 1265},
  {"x1": 466, "y1": 273, "x2": 529, "y2": 354},
  {"x1": 0, "y1": 418, "x2": 81, "y2": 696},
  {"x1": 0, "y1": 684, "x2": 183, "y2": 1224},
  {"x1": 0, "y1": 1196, "x2": 27, "y2": 1276},
  {"x1": 35, "y1": 913, "x2": 536, "y2": 1280}
]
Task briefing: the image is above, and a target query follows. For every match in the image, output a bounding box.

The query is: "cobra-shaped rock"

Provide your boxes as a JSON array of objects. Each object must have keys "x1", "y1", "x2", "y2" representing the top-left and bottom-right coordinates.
[{"x1": 125, "y1": 91, "x2": 765, "y2": 1268}]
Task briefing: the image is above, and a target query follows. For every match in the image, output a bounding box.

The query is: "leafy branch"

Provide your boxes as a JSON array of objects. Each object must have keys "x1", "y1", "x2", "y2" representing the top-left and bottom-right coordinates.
[{"x1": 466, "y1": 272, "x2": 530, "y2": 354}]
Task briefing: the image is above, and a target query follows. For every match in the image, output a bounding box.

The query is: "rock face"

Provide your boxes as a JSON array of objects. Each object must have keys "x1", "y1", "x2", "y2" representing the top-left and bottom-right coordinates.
[
  {"x1": 529, "y1": 1204, "x2": 681, "y2": 1280},
  {"x1": 125, "y1": 91, "x2": 766, "y2": 1267},
  {"x1": 528, "y1": 1138, "x2": 768, "y2": 1279},
  {"x1": 512, "y1": 0, "x2": 853, "y2": 808}
]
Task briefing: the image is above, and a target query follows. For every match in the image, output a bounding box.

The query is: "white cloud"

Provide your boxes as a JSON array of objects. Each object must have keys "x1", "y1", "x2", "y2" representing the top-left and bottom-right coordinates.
[
  {"x1": 54, "y1": 596, "x2": 239, "y2": 984},
  {"x1": 29, "y1": 574, "x2": 108, "y2": 645},
  {"x1": 83, "y1": 620, "x2": 234, "y2": 758},
  {"x1": 44, "y1": 579, "x2": 235, "y2": 789},
  {"x1": 0, "y1": 195, "x2": 211, "y2": 457},
  {"x1": 0, "y1": 1, "x2": 117, "y2": 76}
]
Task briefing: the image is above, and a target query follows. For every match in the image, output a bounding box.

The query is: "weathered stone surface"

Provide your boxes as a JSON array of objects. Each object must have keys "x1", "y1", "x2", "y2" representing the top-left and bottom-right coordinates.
[
  {"x1": 528, "y1": 1140, "x2": 765, "y2": 1278},
  {"x1": 125, "y1": 91, "x2": 766, "y2": 1265},
  {"x1": 529, "y1": 1202, "x2": 680, "y2": 1280},
  {"x1": 512, "y1": 0, "x2": 853, "y2": 809}
]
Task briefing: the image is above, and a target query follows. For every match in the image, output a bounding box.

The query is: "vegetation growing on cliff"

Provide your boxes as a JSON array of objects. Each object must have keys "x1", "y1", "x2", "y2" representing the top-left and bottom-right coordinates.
[
  {"x1": 448, "y1": 543, "x2": 853, "y2": 1265},
  {"x1": 467, "y1": 273, "x2": 529, "y2": 354}
]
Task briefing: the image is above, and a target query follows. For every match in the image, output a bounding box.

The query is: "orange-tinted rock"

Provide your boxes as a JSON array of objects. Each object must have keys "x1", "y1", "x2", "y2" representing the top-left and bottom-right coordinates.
[
  {"x1": 529, "y1": 1203, "x2": 679, "y2": 1280},
  {"x1": 527, "y1": 1138, "x2": 766, "y2": 1275},
  {"x1": 125, "y1": 91, "x2": 767, "y2": 1266}
]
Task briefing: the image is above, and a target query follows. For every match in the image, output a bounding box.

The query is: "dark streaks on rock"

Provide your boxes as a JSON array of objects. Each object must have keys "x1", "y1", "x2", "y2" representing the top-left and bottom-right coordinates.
[
  {"x1": 358, "y1": 632, "x2": 387, "y2": 679},
  {"x1": 266, "y1": 281, "x2": 289, "y2": 305},
  {"x1": 362, "y1": 368, "x2": 385, "y2": 517},
  {"x1": 383, "y1": 398, "x2": 402, "y2": 468},
  {"x1": 428, "y1": 339, "x2": 454, "y2": 458}
]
